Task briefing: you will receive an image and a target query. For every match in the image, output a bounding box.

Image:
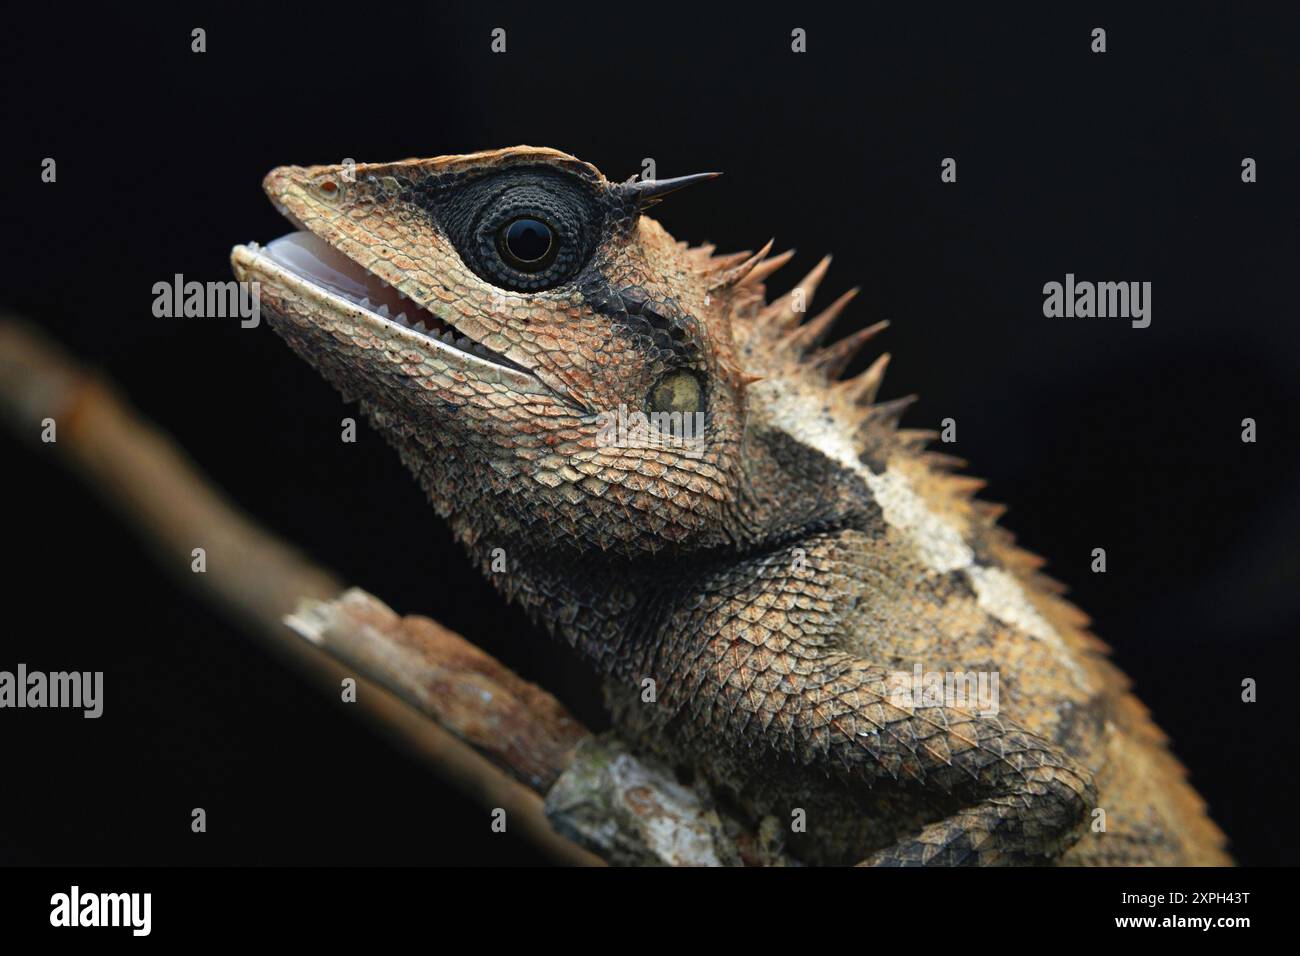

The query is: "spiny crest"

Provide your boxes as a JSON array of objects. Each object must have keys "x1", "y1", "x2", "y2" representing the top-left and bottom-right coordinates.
[
  {"x1": 708, "y1": 242, "x2": 896, "y2": 408},
  {"x1": 721, "y1": 245, "x2": 1107, "y2": 636},
  {"x1": 708, "y1": 243, "x2": 1001, "y2": 496},
  {"x1": 700, "y1": 240, "x2": 1085, "y2": 606}
]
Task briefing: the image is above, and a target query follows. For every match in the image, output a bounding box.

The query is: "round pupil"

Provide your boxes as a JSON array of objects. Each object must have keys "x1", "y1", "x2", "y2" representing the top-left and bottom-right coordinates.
[{"x1": 502, "y1": 218, "x2": 553, "y2": 265}]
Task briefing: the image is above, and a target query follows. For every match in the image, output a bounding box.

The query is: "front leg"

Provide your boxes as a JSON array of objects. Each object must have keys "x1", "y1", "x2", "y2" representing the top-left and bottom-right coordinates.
[
  {"x1": 812, "y1": 656, "x2": 1095, "y2": 866},
  {"x1": 643, "y1": 640, "x2": 1096, "y2": 866}
]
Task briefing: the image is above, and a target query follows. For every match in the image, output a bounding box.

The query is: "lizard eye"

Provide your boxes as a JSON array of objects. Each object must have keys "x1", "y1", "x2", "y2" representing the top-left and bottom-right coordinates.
[
  {"x1": 497, "y1": 217, "x2": 556, "y2": 272},
  {"x1": 452, "y1": 171, "x2": 601, "y2": 293},
  {"x1": 648, "y1": 370, "x2": 705, "y2": 416}
]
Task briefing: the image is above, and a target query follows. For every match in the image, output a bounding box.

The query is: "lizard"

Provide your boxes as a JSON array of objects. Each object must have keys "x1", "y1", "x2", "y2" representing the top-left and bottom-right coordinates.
[{"x1": 230, "y1": 146, "x2": 1230, "y2": 866}]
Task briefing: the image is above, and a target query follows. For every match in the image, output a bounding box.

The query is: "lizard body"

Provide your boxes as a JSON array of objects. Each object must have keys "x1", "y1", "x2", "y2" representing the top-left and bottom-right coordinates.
[{"x1": 231, "y1": 147, "x2": 1229, "y2": 865}]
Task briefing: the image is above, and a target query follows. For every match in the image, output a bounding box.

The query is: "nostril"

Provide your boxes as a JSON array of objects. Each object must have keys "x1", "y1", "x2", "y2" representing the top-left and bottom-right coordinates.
[{"x1": 312, "y1": 177, "x2": 342, "y2": 202}]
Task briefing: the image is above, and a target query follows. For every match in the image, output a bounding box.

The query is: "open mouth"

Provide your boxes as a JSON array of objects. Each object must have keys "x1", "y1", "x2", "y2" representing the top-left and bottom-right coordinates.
[{"x1": 251, "y1": 231, "x2": 530, "y2": 376}]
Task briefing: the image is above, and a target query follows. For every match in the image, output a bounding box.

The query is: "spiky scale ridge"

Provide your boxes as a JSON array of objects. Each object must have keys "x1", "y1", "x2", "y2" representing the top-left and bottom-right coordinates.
[
  {"x1": 737, "y1": 247, "x2": 795, "y2": 287},
  {"x1": 709, "y1": 238, "x2": 776, "y2": 291},
  {"x1": 809, "y1": 320, "x2": 888, "y2": 379},
  {"x1": 758, "y1": 254, "x2": 833, "y2": 333},
  {"x1": 839, "y1": 352, "x2": 891, "y2": 404}
]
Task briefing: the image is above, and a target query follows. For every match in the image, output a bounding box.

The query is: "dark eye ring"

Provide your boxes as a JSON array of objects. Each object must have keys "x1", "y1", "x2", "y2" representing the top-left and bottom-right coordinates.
[{"x1": 497, "y1": 217, "x2": 557, "y2": 272}]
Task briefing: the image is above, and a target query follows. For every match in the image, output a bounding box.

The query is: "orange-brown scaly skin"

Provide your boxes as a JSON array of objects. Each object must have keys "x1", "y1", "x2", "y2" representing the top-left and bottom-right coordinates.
[{"x1": 232, "y1": 147, "x2": 1229, "y2": 865}]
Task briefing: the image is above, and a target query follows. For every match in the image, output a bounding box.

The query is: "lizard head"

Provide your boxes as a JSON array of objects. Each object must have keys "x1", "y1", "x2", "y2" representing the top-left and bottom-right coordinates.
[{"x1": 232, "y1": 147, "x2": 781, "y2": 561}]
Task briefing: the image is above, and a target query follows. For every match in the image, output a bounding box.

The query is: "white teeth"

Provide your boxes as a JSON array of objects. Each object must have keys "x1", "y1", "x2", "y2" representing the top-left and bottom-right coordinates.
[{"x1": 261, "y1": 232, "x2": 515, "y2": 370}]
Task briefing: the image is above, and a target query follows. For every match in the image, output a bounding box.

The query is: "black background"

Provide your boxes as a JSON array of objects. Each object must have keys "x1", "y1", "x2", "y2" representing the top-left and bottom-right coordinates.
[{"x1": 1, "y1": 4, "x2": 1297, "y2": 866}]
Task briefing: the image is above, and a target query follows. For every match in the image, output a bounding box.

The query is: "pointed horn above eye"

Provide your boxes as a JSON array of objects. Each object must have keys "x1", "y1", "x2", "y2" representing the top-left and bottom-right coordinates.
[{"x1": 622, "y1": 171, "x2": 722, "y2": 207}]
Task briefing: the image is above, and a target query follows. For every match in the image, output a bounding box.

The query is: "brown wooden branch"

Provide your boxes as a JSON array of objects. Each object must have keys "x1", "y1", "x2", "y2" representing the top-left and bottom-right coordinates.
[{"x1": 284, "y1": 588, "x2": 588, "y2": 793}]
